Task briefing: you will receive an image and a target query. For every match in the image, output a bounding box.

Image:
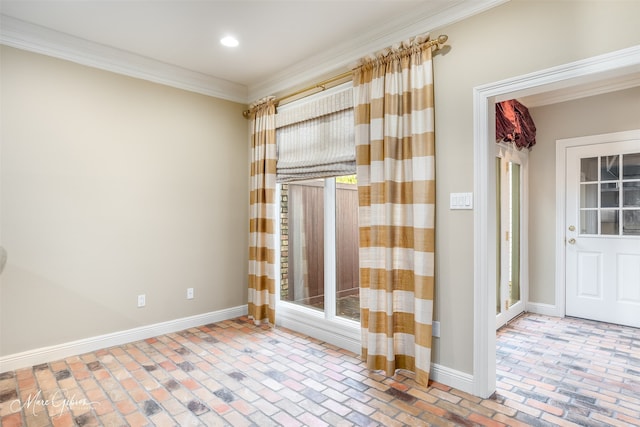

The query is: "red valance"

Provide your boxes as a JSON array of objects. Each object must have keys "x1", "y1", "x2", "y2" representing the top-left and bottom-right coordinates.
[{"x1": 496, "y1": 99, "x2": 536, "y2": 150}]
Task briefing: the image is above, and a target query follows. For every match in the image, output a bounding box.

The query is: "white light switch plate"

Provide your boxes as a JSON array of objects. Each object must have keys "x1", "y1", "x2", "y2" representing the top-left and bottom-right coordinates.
[{"x1": 450, "y1": 192, "x2": 473, "y2": 210}]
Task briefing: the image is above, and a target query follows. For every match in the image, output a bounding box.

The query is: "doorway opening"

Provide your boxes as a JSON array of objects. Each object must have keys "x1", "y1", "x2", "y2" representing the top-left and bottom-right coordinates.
[{"x1": 472, "y1": 45, "x2": 640, "y2": 398}]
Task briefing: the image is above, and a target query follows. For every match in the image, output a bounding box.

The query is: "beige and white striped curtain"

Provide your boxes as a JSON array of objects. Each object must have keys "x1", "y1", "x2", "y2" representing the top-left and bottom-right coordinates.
[
  {"x1": 248, "y1": 97, "x2": 277, "y2": 325},
  {"x1": 353, "y1": 34, "x2": 436, "y2": 386}
]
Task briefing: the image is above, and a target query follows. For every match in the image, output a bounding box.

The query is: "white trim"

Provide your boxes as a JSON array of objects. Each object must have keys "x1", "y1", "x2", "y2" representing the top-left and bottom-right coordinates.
[
  {"x1": 555, "y1": 137, "x2": 569, "y2": 320},
  {"x1": 519, "y1": 72, "x2": 640, "y2": 108},
  {"x1": 526, "y1": 302, "x2": 562, "y2": 317},
  {"x1": 0, "y1": 305, "x2": 247, "y2": 373},
  {"x1": 473, "y1": 45, "x2": 640, "y2": 398},
  {"x1": 473, "y1": 82, "x2": 497, "y2": 399},
  {"x1": 430, "y1": 363, "x2": 474, "y2": 395},
  {"x1": 555, "y1": 129, "x2": 640, "y2": 324},
  {"x1": 0, "y1": 15, "x2": 248, "y2": 103},
  {"x1": 276, "y1": 302, "x2": 361, "y2": 355}
]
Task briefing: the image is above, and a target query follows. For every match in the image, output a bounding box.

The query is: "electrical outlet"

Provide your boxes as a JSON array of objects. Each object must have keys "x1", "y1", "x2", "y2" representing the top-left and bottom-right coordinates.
[
  {"x1": 187, "y1": 288, "x2": 194, "y2": 299},
  {"x1": 432, "y1": 321, "x2": 441, "y2": 338},
  {"x1": 137, "y1": 294, "x2": 146, "y2": 308}
]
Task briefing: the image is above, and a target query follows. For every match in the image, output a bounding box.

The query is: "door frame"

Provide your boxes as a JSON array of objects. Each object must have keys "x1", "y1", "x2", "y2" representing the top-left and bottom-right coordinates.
[
  {"x1": 472, "y1": 45, "x2": 640, "y2": 398},
  {"x1": 557, "y1": 130, "x2": 640, "y2": 324}
]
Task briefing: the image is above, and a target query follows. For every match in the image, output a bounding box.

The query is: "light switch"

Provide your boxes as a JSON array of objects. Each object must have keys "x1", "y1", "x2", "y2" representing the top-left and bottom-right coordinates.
[{"x1": 450, "y1": 192, "x2": 473, "y2": 210}]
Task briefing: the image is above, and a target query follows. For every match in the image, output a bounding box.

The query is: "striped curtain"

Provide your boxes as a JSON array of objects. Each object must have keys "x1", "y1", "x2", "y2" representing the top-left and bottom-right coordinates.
[
  {"x1": 248, "y1": 97, "x2": 277, "y2": 324},
  {"x1": 353, "y1": 34, "x2": 436, "y2": 386}
]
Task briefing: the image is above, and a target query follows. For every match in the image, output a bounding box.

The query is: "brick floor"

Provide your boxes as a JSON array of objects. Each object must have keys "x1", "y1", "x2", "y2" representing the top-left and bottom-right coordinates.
[{"x1": 0, "y1": 313, "x2": 638, "y2": 426}]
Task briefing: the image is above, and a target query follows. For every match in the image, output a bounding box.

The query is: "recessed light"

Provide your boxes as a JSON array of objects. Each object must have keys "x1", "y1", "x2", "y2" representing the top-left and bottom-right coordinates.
[{"x1": 220, "y1": 36, "x2": 239, "y2": 47}]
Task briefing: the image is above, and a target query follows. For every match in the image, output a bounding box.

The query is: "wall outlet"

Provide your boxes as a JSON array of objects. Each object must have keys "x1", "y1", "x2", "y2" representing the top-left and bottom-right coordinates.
[
  {"x1": 137, "y1": 294, "x2": 146, "y2": 308},
  {"x1": 187, "y1": 288, "x2": 194, "y2": 299}
]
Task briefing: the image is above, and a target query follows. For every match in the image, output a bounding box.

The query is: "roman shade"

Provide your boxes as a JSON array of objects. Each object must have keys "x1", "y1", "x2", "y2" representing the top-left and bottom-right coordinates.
[{"x1": 275, "y1": 85, "x2": 355, "y2": 182}]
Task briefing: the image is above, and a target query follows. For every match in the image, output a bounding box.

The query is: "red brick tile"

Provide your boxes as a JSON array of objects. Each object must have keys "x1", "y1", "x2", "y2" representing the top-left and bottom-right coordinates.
[
  {"x1": 415, "y1": 400, "x2": 447, "y2": 417},
  {"x1": 51, "y1": 412, "x2": 74, "y2": 427},
  {"x1": 211, "y1": 403, "x2": 231, "y2": 414},
  {"x1": 469, "y1": 412, "x2": 507, "y2": 427},
  {"x1": 525, "y1": 398, "x2": 564, "y2": 417},
  {"x1": 125, "y1": 411, "x2": 149, "y2": 427},
  {"x1": 1, "y1": 413, "x2": 23, "y2": 427},
  {"x1": 115, "y1": 399, "x2": 137, "y2": 415}
]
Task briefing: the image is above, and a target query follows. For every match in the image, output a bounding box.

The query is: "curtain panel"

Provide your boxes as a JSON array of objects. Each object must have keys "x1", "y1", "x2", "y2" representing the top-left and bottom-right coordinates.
[
  {"x1": 248, "y1": 97, "x2": 278, "y2": 325},
  {"x1": 353, "y1": 34, "x2": 436, "y2": 386}
]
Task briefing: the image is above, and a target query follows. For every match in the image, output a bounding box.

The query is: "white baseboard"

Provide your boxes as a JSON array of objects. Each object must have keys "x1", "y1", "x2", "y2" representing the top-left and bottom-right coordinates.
[
  {"x1": 276, "y1": 303, "x2": 361, "y2": 355},
  {"x1": 0, "y1": 305, "x2": 247, "y2": 373},
  {"x1": 430, "y1": 363, "x2": 474, "y2": 395},
  {"x1": 526, "y1": 302, "x2": 563, "y2": 317},
  {"x1": 276, "y1": 302, "x2": 475, "y2": 395},
  {"x1": 1, "y1": 302, "x2": 476, "y2": 397}
]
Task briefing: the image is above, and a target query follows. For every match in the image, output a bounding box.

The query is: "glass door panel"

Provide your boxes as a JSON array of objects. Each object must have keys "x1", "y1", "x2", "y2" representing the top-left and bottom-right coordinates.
[
  {"x1": 281, "y1": 179, "x2": 325, "y2": 311},
  {"x1": 279, "y1": 176, "x2": 360, "y2": 323},
  {"x1": 335, "y1": 175, "x2": 360, "y2": 321},
  {"x1": 497, "y1": 155, "x2": 525, "y2": 328}
]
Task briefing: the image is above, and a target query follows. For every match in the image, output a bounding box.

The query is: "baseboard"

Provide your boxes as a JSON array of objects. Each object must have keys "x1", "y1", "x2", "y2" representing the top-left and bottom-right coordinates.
[
  {"x1": 526, "y1": 302, "x2": 563, "y2": 317},
  {"x1": 0, "y1": 305, "x2": 247, "y2": 373},
  {"x1": 430, "y1": 363, "x2": 474, "y2": 395},
  {"x1": 276, "y1": 303, "x2": 361, "y2": 355},
  {"x1": 276, "y1": 303, "x2": 475, "y2": 395},
  {"x1": 1, "y1": 303, "x2": 476, "y2": 396}
]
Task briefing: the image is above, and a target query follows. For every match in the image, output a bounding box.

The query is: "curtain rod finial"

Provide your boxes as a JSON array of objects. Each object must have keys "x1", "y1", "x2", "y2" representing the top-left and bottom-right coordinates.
[{"x1": 437, "y1": 35, "x2": 448, "y2": 45}]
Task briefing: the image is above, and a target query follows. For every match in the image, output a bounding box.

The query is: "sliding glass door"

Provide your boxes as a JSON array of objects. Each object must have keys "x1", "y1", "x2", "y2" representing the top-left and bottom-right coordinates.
[{"x1": 279, "y1": 175, "x2": 359, "y2": 323}]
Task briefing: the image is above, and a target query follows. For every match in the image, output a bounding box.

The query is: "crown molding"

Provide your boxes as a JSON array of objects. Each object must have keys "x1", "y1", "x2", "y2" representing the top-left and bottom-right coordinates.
[
  {"x1": 518, "y1": 71, "x2": 640, "y2": 108},
  {"x1": 247, "y1": 0, "x2": 509, "y2": 101},
  {"x1": 1, "y1": 1, "x2": 507, "y2": 105},
  {"x1": 0, "y1": 15, "x2": 248, "y2": 104}
]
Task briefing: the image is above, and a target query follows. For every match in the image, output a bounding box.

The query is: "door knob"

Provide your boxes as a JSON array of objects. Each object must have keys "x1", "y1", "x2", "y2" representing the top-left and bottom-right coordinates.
[
  {"x1": 568, "y1": 238, "x2": 576, "y2": 245},
  {"x1": 568, "y1": 225, "x2": 576, "y2": 232}
]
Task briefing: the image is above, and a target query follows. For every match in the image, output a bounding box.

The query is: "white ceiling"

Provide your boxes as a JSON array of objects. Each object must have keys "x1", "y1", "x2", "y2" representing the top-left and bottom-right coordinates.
[{"x1": 0, "y1": 0, "x2": 505, "y2": 102}]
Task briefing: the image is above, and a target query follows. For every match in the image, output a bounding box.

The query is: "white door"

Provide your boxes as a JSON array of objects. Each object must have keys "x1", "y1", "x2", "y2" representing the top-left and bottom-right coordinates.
[{"x1": 565, "y1": 137, "x2": 640, "y2": 328}]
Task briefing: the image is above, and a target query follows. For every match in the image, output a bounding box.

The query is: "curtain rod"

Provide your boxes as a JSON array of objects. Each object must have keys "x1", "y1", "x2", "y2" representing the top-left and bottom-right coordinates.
[{"x1": 243, "y1": 34, "x2": 448, "y2": 118}]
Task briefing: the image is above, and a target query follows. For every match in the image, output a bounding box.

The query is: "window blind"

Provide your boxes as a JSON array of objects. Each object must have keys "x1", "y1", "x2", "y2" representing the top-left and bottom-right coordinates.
[{"x1": 275, "y1": 84, "x2": 355, "y2": 183}]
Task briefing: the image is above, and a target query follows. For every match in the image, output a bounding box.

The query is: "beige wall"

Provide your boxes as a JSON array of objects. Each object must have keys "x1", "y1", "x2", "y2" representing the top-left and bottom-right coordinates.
[
  {"x1": 432, "y1": 0, "x2": 639, "y2": 373},
  {"x1": 528, "y1": 87, "x2": 640, "y2": 304},
  {"x1": 0, "y1": 46, "x2": 249, "y2": 356}
]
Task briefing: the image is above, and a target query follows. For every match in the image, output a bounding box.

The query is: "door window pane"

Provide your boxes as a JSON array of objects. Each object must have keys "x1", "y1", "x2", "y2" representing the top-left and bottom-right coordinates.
[
  {"x1": 623, "y1": 182, "x2": 640, "y2": 207},
  {"x1": 623, "y1": 153, "x2": 640, "y2": 179},
  {"x1": 601, "y1": 182, "x2": 620, "y2": 208},
  {"x1": 580, "y1": 210, "x2": 598, "y2": 234},
  {"x1": 600, "y1": 210, "x2": 619, "y2": 235},
  {"x1": 623, "y1": 210, "x2": 640, "y2": 236},
  {"x1": 580, "y1": 157, "x2": 598, "y2": 181},
  {"x1": 601, "y1": 155, "x2": 619, "y2": 181},
  {"x1": 580, "y1": 153, "x2": 640, "y2": 237},
  {"x1": 580, "y1": 184, "x2": 598, "y2": 208}
]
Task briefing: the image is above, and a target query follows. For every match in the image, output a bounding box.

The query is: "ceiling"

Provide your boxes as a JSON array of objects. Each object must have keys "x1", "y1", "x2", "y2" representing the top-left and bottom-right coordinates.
[{"x1": 0, "y1": 0, "x2": 505, "y2": 103}]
